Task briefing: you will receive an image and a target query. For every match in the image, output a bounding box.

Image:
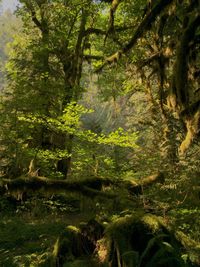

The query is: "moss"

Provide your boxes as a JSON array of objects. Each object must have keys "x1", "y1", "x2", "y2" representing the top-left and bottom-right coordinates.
[
  {"x1": 175, "y1": 230, "x2": 200, "y2": 250},
  {"x1": 141, "y1": 214, "x2": 161, "y2": 233},
  {"x1": 106, "y1": 214, "x2": 134, "y2": 240},
  {"x1": 103, "y1": 213, "x2": 192, "y2": 266},
  {"x1": 167, "y1": 93, "x2": 178, "y2": 111},
  {"x1": 52, "y1": 238, "x2": 60, "y2": 259},
  {"x1": 174, "y1": 15, "x2": 200, "y2": 109},
  {"x1": 1, "y1": 176, "x2": 117, "y2": 200},
  {"x1": 51, "y1": 226, "x2": 80, "y2": 266},
  {"x1": 106, "y1": 213, "x2": 163, "y2": 240},
  {"x1": 96, "y1": 238, "x2": 109, "y2": 264},
  {"x1": 179, "y1": 110, "x2": 200, "y2": 155},
  {"x1": 66, "y1": 225, "x2": 80, "y2": 234}
]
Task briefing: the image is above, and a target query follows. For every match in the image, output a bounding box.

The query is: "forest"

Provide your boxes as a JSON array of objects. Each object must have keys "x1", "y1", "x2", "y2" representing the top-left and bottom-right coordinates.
[{"x1": 0, "y1": 0, "x2": 200, "y2": 266}]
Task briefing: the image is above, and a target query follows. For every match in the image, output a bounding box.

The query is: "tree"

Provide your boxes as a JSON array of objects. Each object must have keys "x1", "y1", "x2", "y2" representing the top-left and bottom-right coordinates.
[
  {"x1": 98, "y1": 0, "x2": 200, "y2": 156},
  {"x1": 1, "y1": 0, "x2": 139, "y2": 179},
  {"x1": 1, "y1": 0, "x2": 97, "y2": 177}
]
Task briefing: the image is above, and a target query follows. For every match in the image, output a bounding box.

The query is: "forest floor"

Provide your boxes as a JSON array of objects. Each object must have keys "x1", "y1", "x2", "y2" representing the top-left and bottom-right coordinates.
[
  {"x1": 0, "y1": 194, "x2": 95, "y2": 266},
  {"x1": 1, "y1": 190, "x2": 200, "y2": 267}
]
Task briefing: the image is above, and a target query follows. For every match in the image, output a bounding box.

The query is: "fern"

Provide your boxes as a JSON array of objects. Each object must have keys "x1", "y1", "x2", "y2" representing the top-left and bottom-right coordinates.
[
  {"x1": 122, "y1": 250, "x2": 139, "y2": 267},
  {"x1": 138, "y1": 234, "x2": 167, "y2": 266}
]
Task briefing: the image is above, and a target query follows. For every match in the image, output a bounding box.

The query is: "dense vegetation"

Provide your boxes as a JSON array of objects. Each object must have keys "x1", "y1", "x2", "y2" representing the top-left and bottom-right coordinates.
[{"x1": 0, "y1": 0, "x2": 200, "y2": 266}]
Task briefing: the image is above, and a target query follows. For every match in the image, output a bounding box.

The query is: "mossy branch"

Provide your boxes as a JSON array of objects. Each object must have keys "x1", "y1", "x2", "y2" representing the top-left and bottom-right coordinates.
[
  {"x1": 84, "y1": 26, "x2": 136, "y2": 37},
  {"x1": 108, "y1": 0, "x2": 122, "y2": 33},
  {"x1": 96, "y1": 0, "x2": 173, "y2": 71}
]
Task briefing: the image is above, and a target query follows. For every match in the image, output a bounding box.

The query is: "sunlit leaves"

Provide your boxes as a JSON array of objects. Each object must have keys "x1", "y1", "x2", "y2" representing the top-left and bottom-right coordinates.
[
  {"x1": 18, "y1": 102, "x2": 92, "y2": 133},
  {"x1": 18, "y1": 102, "x2": 138, "y2": 149},
  {"x1": 97, "y1": 128, "x2": 138, "y2": 148},
  {"x1": 33, "y1": 148, "x2": 71, "y2": 161}
]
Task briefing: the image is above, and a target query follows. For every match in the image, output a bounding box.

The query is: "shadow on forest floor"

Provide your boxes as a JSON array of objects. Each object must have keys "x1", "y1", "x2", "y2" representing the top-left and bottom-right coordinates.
[{"x1": 0, "y1": 194, "x2": 93, "y2": 266}]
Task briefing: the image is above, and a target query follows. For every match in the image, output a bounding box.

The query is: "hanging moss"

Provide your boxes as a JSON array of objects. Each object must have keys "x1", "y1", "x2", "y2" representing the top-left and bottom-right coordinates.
[
  {"x1": 173, "y1": 15, "x2": 200, "y2": 109},
  {"x1": 97, "y1": 0, "x2": 174, "y2": 72}
]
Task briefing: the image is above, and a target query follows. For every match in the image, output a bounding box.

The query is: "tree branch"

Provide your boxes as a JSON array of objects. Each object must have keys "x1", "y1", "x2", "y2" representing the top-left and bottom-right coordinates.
[
  {"x1": 84, "y1": 26, "x2": 134, "y2": 37},
  {"x1": 83, "y1": 54, "x2": 104, "y2": 61},
  {"x1": 108, "y1": 0, "x2": 122, "y2": 33},
  {"x1": 96, "y1": 0, "x2": 173, "y2": 71},
  {"x1": 23, "y1": 1, "x2": 43, "y2": 32}
]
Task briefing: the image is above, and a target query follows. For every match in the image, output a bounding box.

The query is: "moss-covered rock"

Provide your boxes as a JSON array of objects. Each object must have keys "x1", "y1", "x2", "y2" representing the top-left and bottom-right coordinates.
[{"x1": 102, "y1": 213, "x2": 192, "y2": 267}]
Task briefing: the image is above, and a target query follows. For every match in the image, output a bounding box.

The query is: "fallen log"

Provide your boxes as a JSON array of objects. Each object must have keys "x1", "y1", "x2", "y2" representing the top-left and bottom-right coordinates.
[
  {"x1": 0, "y1": 171, "x2": 164, "y2": 200},
  {"x1": 123, "y1": 171, "x2": 165, "y2": 195},
  {"x1": 0, "y1": 175, "x2": 117, "y2": 200}
]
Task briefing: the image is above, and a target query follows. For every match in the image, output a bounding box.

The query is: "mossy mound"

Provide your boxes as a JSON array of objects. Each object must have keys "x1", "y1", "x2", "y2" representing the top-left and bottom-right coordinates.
[{"x1": 102, "y1": 213, "x2": 194, "y2": 267}]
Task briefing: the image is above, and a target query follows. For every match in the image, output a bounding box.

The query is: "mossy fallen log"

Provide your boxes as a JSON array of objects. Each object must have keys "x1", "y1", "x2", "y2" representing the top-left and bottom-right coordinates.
[
  {"x1": 123, "y1": 171, "x2": 165, "y2": 195},
  {"x1": 0, "y1": 172, "x2": 164, "y2": 201},
  {"x1": 0, "y1": 175, "x2": 116, "y2": 200}
]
